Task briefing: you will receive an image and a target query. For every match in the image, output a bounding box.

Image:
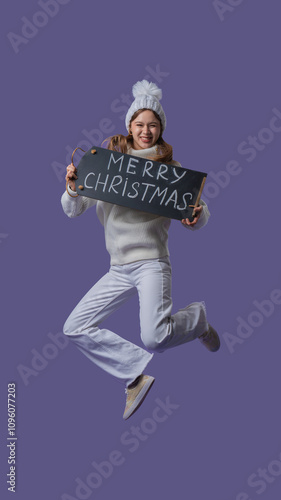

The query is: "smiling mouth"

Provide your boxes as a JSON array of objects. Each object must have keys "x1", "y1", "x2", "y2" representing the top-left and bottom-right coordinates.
[{"x1": 140, "y1": 137, "x2": 152, "y2": 141}]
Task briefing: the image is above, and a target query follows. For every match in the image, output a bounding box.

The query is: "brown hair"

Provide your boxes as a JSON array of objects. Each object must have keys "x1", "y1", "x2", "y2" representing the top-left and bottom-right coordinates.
[{"x1": 103, "y1": 109, "x2": 173, "y2": 164}]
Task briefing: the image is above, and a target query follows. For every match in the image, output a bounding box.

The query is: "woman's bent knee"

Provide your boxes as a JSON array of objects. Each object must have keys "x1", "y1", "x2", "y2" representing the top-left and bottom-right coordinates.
[
  {"x1": 141, "y1": 335, "x2": 165, "y2": 353},
  {"x1": 141, "y1": 321, "x2": 171, "y2": 353}
]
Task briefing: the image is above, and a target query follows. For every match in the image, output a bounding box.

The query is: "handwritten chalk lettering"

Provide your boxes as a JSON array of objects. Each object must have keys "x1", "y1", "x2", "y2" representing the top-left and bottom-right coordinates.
[
  {"x1": 165, "y1": 189, "x2": 191, "y2": 209},
  {"x1": 149, "y1": 186, "x2": 168, "y2": 204},
  {"x1": 177, "y1": 192, "x2": 193, "y2": 210},
  {"x1": 127, "y1": 158, "x2": 139, "y2": 174},
  {"x1": 141, "y1": 183, "x2": 155, "y2": 201},
  {"x1": 85, "y1": 172, "x2": 95, "y2": 188},
  {"x1": 127, "y1": 182, "x2": 140, "y2": 199},
  {"x1": 95, "y1": 173, "x2": 110, "y2": 192},
  {"x1": 165, "y1": 189, "x2": 177, "y2": 207},
  {"x1": 106, "y1": 152, "x2": 186, "y2": 184},
  {"x1": 107, "y1": 153, "x2": 124, "y2": 172},
  {"x1": 157, "y1": 164, "x2": 168, "y2": 181},
  {"x1": 108, "y1": 175, "x2": 123, "y2": 194},
  {"x1": 75, "y1": 147, "x2": 207, "y2": 221},
  {"x1": 83, "y1": 172, "x2": 192, "y2": 210},
  {"x1": 170, "y1": 168, "x2": 186, "y2": 184},
  {"x1": 143, "y1": 161, "x2": 154, "y2": 178},
  {"x1": 122, "y1": 178, "x2": 129, "y2": 197}
]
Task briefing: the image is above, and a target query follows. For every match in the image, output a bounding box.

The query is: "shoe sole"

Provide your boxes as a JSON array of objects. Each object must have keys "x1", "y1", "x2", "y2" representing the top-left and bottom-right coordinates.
[{"x1": 123, "y1": 377, "x2": 155, "y2": 420}]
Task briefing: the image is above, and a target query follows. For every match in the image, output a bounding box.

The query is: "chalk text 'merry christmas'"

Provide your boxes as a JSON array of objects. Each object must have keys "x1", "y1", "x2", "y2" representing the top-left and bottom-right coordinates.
[{"x1": 84, "y1": 152, "x2": 193, "y2": 211}]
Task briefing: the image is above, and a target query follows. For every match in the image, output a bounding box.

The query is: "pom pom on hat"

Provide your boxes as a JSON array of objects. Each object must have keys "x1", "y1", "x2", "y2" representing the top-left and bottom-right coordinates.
[
  {"x1": 125, "y1": 80, "x2": 166, "y2": 132},
  {"x1": 132, "y1": 80, "x2": 163, "y2": 101}
]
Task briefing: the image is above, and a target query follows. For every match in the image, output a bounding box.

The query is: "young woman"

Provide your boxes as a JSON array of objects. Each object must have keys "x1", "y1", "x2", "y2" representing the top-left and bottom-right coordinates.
[{"x1": 61, "y1": 80, "x2": 220, "y2": 420}]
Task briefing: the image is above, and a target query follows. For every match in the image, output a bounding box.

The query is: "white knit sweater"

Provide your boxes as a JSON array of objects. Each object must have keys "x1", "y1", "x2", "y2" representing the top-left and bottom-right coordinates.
[{"x1": 61, "y1": 145, "x2": 210, "y2": 265}]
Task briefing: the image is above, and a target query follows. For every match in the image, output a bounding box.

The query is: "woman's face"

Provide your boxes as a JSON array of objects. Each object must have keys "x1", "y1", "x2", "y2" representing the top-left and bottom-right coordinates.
[{"x1": 130, "y1": 110, "x2": 161, "y2": 150}]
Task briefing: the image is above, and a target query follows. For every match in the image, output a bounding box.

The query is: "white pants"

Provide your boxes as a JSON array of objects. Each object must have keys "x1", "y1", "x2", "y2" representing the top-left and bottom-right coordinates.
[{"x1": 63, "y1": 257, "x2": 208, "y2": 387}]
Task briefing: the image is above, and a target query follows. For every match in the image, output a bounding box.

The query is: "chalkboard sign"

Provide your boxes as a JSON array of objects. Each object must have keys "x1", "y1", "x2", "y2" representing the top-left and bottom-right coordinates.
[{"x1": 74, "y1": 146, "x2": 207, "y2": 221}]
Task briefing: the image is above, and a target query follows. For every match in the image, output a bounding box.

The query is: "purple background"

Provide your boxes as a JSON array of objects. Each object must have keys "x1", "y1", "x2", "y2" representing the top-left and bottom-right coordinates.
[{"x1": 1, "y1": 1, "x2": 281, "y2": 499}]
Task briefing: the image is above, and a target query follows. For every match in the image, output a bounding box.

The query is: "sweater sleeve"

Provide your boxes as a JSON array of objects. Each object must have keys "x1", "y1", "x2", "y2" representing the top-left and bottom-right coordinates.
[{"x1": 61, "y1": 185, "x2": 97, "y2": 218}]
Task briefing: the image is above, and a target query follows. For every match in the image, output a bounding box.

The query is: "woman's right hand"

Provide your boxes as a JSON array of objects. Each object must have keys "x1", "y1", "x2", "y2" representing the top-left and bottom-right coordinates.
[{"x1": 65, "y1": 164, "x2": 78, "y2": 192}]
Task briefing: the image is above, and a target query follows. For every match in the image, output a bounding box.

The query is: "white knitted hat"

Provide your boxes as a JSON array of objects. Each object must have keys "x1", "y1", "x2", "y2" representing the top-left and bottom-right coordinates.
[{"x1": 125, "y1": 80, "x2": 167, "y2": 132}]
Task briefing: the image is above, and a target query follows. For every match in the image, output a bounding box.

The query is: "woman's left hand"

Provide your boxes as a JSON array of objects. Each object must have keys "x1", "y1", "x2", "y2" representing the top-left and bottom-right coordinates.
[{"x1": 181, "y1": 205, "x2": 203, "y2": 227}]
